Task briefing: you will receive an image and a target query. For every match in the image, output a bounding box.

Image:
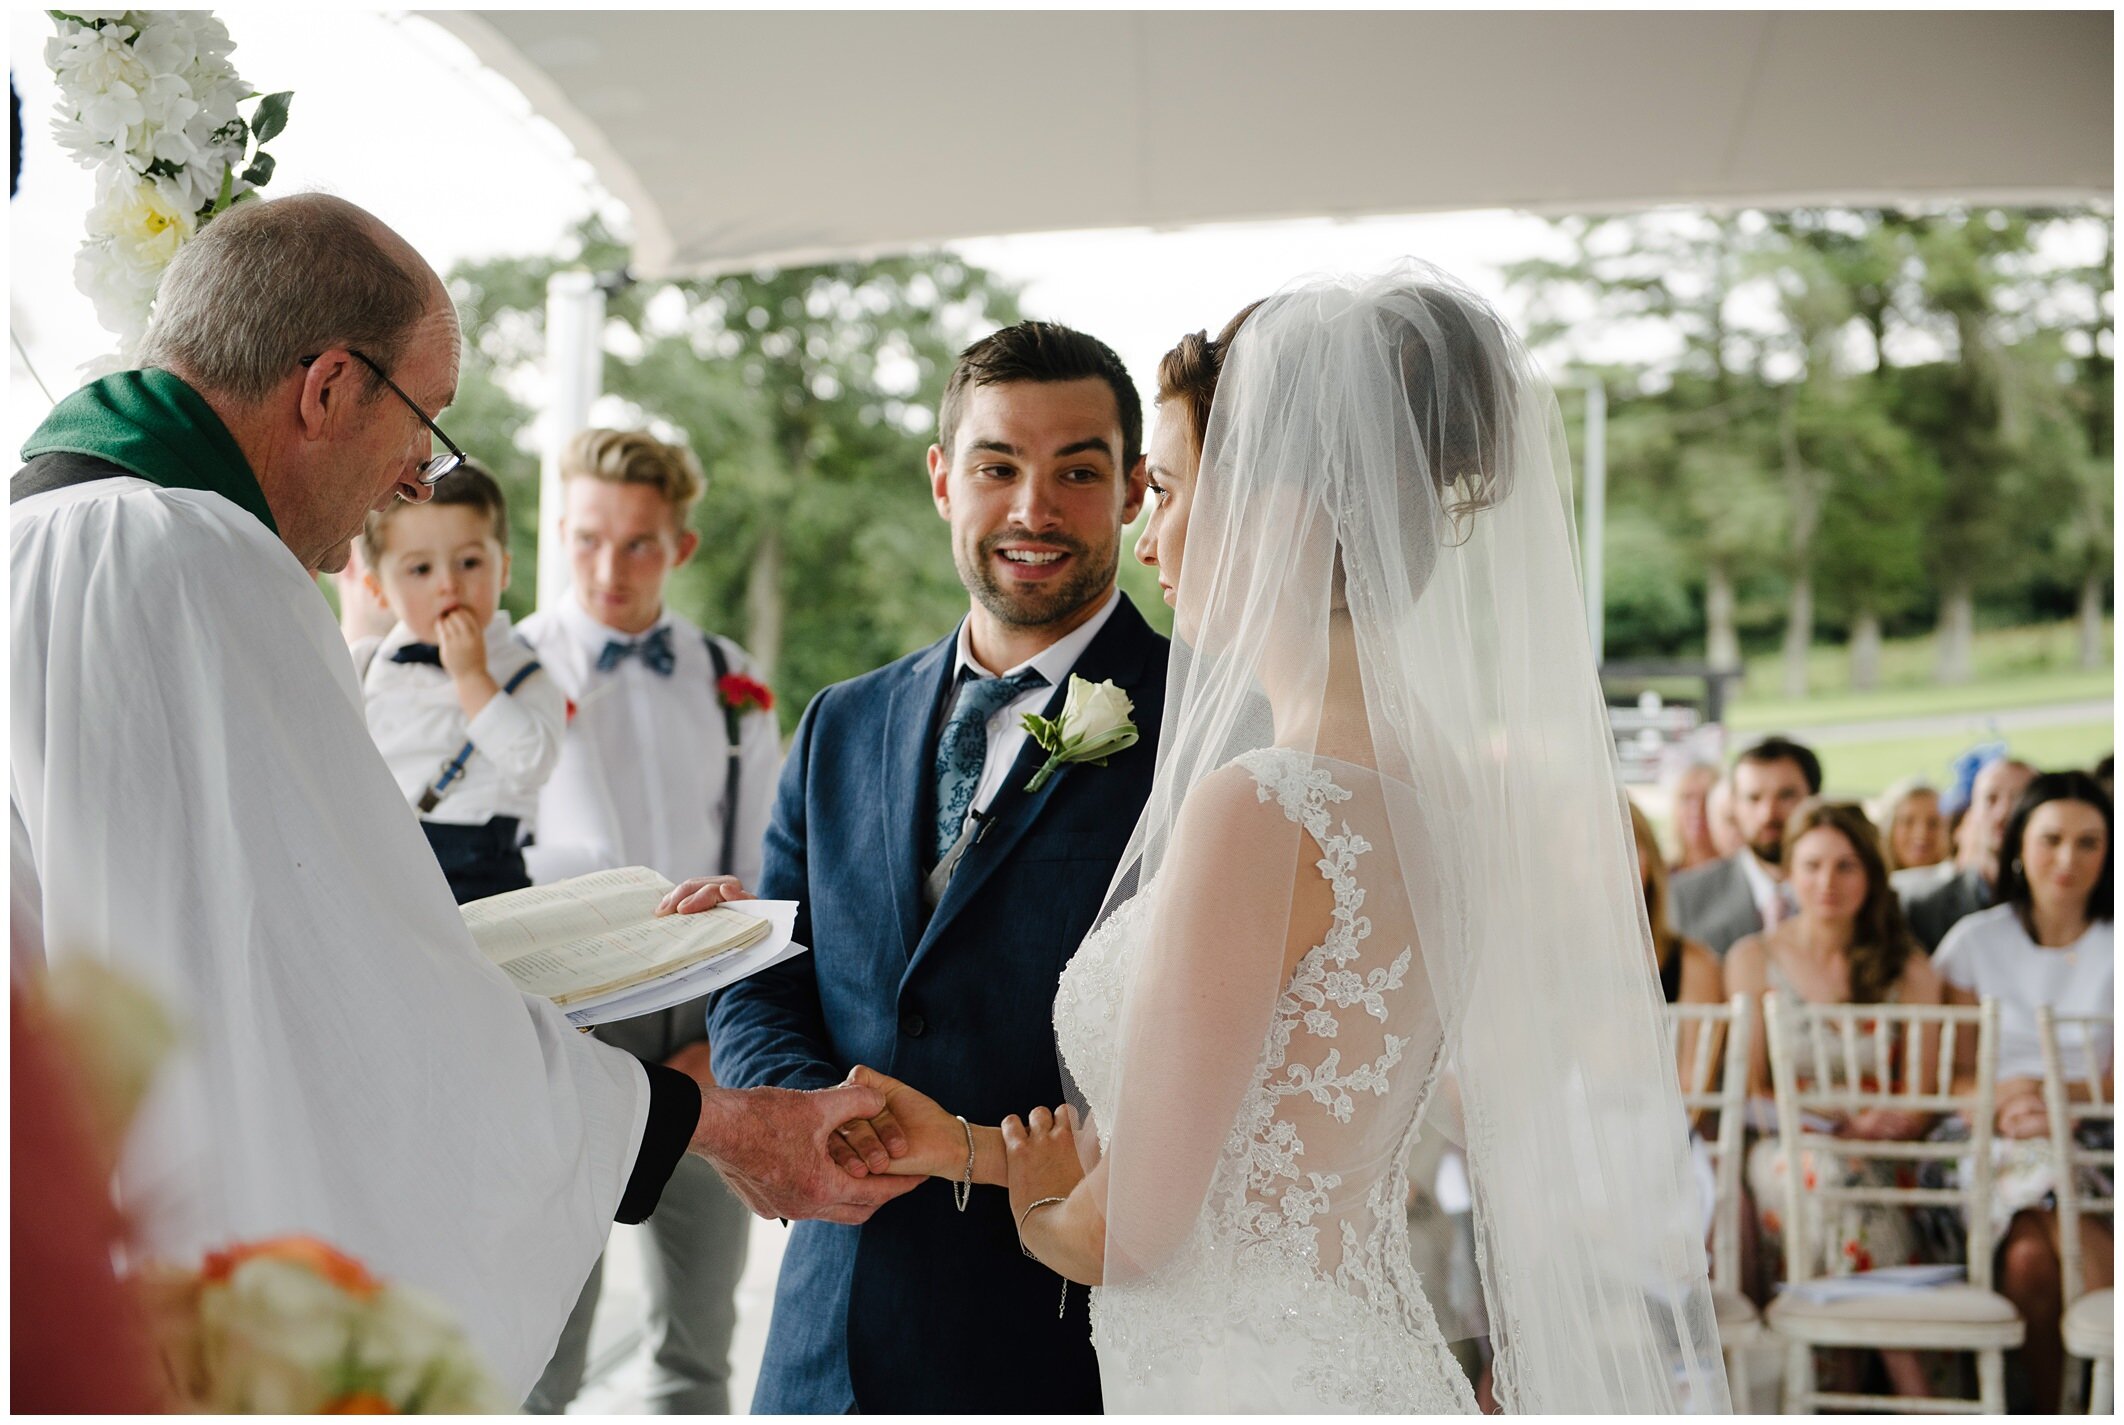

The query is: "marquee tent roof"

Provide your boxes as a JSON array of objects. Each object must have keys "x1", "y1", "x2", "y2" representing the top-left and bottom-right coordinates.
[{"x1": 430, "y1": 10, "x2": 2111, "y2": 276}]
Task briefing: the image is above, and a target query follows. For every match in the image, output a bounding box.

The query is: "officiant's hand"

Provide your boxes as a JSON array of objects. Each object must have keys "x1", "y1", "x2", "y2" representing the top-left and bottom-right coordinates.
[
  {"x1": 691, "y1": 1082, "x2": 921, "y2": 1225},
  {"x1": 655, "y1": 876, "x2": 754, "y2": 915}
]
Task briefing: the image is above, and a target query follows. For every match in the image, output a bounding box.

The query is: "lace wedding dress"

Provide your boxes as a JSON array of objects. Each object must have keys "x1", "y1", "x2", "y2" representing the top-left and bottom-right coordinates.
[{"x1": 1055, "y1": 748, "x2": 1477, "y2": 1413}]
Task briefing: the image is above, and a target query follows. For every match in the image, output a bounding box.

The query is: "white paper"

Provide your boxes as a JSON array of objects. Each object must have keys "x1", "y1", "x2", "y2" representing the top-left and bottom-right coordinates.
[{"x1": 1778, "y1": 1264, "x2": 1965, "y2": 1303}]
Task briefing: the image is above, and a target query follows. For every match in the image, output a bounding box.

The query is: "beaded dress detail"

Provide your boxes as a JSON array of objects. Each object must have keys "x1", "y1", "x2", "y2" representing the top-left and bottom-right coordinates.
[{"x1": 1053, "y1": 748, "x2": 1476, "y2": 1413}]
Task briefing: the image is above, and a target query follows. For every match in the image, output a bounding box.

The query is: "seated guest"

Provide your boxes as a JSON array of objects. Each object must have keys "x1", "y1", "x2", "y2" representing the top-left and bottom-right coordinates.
[
  {"x1": 1671, "y1": 736, "x2": 1821, "y2": 957},
  {"x1": 1667, "y1": 760, "x2": 1725, "y2": 874},
  {"x1": 1936, "y1": 771, "x2": 2114, "y2": 1414},
  {"x1": 1706, "y1": 771, "x2": 1744, "y2": 860},
  {"x1": 1902, "y1": 758, "x2": 2036, "y2": 953},
  {"x1": 1872, "y1": 776, "x2": 1948, "y2": 875},
  {"x1": 354, "y1": 463, "x2": 565, "y2": 903},
  {"x1": 1727, "y1": 799, "x2": 1945, "y2": 1399},
  {"x1": 2095, "y1": 752, "x2": 2113, "y2": 801},
  {"x1": 1630, "y1": 801, "x2": 1724, "y2": 1011}
]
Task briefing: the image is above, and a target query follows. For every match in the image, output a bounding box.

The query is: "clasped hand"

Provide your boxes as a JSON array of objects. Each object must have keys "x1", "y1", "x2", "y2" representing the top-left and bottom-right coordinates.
[{"x1": 826, "y1": 1067, "x2": 1091, "y2": 1272}]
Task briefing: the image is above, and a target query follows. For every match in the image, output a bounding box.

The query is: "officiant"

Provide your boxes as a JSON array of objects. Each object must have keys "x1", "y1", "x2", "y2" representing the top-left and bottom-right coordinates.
[{"x1": 9, "y1": 192, "x2": 914, "y2": 1399}]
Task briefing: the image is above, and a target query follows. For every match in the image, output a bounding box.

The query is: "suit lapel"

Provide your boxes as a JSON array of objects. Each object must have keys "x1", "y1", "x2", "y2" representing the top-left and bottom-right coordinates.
[
  {"x1": 910, "y1": 596, "x2": 1160, "y2": 969},
  {"x1": 882, "y1": 633, "x2": 957, "y2": 960}
]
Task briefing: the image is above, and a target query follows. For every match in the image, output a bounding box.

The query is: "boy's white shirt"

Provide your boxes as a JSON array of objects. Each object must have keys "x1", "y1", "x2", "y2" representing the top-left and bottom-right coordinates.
[
  {"x1": 520, "y1": 595, "x2": 783, "y2": 889},
  {"x1": 359, "y1": 610, "x2": 566, "y2": 826}
]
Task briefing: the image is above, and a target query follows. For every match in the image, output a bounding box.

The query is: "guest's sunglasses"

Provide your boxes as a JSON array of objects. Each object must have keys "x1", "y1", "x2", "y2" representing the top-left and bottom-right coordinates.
[{"x1": 298, "y1": 349, "x2": 466, "y2": 485}]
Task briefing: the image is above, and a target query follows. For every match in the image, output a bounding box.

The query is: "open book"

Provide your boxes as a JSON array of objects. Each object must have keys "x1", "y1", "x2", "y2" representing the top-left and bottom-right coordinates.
[{"x1": 462, "y1": 867, "x2": 804, "y2": 1027}]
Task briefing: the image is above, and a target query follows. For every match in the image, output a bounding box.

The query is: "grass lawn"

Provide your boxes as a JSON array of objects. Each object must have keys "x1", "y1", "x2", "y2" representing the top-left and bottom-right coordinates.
[
  {"x1": 1819, "y1": 720, "x2": 2114, "y2": 800},
  {"x1": 1729, "y1": 666, "x2": 2114, "y2": 734}
]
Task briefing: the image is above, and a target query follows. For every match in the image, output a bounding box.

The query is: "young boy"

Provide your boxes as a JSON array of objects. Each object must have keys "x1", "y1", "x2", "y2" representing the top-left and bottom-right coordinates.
[
  {"x1": 355, "y1": 463, "x2": 564, "y2": 904},
  {"x1": 519, "y1": 428, "x2": 781, "y2": 1415}
]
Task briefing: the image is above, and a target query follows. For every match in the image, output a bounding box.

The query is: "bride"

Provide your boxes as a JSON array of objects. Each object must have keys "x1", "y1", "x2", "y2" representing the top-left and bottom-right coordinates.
[{"x1": 855, "y1": 264, "x2": 1728, "y2": 1412}]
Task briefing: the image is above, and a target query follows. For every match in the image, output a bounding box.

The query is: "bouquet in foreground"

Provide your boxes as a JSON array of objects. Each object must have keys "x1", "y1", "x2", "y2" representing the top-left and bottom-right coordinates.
[{"x1": 140, "y1": 1235, "x2": 504, "y2": 1414}]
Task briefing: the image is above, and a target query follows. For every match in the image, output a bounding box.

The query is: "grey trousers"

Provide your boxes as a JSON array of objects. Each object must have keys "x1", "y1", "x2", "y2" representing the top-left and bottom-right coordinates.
[{"x1": 523, "y1": 1154, "x2": 752, "y2": 1413}]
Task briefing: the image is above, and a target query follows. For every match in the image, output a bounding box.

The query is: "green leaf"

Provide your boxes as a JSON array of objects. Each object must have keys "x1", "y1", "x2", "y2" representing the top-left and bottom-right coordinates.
[
  {"x1": 250, "y1": 91, "x2": 294, "y2": 144},
  {"x1": 209, "y1": 164, "x2": 235, "y2": 216},
  {"x1": 242, "y1": 152, "x2": 277, "y2": 189}
]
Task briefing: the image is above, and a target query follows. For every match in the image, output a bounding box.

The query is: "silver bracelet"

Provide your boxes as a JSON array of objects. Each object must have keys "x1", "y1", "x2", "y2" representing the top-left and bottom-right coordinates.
[
  {"x1": 953, "y1": 1115, "x2": 975, "y2": 1212},
  {"x1": 1015, "y1": 1196, "x2": 1073, "y2": 1319}
]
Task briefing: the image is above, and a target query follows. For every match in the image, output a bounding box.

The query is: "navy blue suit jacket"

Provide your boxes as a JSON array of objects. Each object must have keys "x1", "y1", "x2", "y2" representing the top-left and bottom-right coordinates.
[{"x1": 706, "y1": 595, "x2": 1168, "y2": 1413}]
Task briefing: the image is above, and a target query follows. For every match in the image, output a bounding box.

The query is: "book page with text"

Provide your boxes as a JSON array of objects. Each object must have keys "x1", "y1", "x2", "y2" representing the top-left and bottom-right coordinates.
[
  {"x1": 464, "y1": 866, "x2": 671, "y2": 963},
  {"x1": 502, "y1": 908, "x2": 771, "y2": 1004}
]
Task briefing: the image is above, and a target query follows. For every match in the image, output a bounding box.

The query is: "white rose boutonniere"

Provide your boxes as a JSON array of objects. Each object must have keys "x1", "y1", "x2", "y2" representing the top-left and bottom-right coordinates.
[{"x1": 1022, "y1": 675, "x2": 1139, "y2": 793}]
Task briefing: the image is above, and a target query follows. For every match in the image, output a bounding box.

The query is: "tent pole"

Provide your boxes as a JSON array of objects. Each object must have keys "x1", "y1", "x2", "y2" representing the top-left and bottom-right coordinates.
[
  {"x1": 1581, "y1": 374, "x2": 1607, "y2": 667},
  {"x1": 537, "y1": 269, "x2": 605, "y2": 614}
]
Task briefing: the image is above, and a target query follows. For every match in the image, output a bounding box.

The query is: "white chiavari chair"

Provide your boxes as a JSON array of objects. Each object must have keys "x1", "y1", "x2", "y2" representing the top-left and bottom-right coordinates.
[
  {"x1": 1763, "y1": 995, "x2": 2023, "y2": 1413},
  {"x1": 1667, "y1": 992, "x2": 1763, "y2": 1406},
  {"x1": 2038, "y1": 1006, "x2": 2114, "y2": 1414}
]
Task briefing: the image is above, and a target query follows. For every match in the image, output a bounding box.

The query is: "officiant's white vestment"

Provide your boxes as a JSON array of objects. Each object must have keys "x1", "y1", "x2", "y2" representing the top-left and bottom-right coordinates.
[{"x1": 11, "y1": 472, "x2": 658, "y2": 1396}]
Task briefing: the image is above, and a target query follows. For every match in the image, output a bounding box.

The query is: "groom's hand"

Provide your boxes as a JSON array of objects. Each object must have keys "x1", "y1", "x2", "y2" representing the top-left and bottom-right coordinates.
[{"x1": 689, "y1": 1082, "x2": 920, "y2": 1225}]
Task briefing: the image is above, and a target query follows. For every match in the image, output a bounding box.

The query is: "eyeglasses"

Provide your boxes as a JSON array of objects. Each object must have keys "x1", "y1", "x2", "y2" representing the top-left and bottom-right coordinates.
[{"x1": 298, "y1": 349, "x2": 466, "y2": 485}]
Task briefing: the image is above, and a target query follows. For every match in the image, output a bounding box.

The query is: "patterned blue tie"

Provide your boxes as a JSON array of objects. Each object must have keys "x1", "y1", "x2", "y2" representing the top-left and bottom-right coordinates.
[
  {"x1": 597, "y1": 625, "x2": 675, "y2": 676},
  {"x1": 932, "y1": 668, "x2": 1047, "y2": 864}
]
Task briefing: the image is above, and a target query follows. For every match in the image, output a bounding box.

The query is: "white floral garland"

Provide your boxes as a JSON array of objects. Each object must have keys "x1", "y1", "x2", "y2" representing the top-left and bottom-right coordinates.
[{"x1": 45, "y1": 9, "x2": 292, "y2": 363}]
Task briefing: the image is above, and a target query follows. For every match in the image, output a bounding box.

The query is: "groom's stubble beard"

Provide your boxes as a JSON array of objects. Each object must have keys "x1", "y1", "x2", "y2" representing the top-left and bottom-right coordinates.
[{"x1": 960, "y1": 526, "x2": 1119, "y2": 629}]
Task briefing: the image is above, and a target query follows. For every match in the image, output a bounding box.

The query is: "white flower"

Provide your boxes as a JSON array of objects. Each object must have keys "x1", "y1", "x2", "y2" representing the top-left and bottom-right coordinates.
[
  {"x1": 354, "y1": 1283, "x2": 506, "y2": 1412},
  {"x1": 49, "y1": 10, "x2": 275, "y2": 349},
  {"x1": 1021, "y1": 675, "x2": 1140, "y2": 791},
  {"x1": 74, "y1": 240, "x2": 158, "y2": 356},
  {"x1": 198, "y1": 1257, "x2": 362, "y2": 1412},
  {"x1": 88, "y1": 169, "x2": 196, "y2": 268},
  {"x1": 1058, "y1": 675, "x2": 1136, "y2": 747},
  {"x1": 46, "y1": 19, "x2": 145, "y2": 102}
]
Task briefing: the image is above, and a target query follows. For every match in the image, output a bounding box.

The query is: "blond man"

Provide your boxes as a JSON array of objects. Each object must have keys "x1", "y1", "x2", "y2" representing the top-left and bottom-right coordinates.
[{"x1": 520, "y1": 428, "x2": 782, "y2": 1413}]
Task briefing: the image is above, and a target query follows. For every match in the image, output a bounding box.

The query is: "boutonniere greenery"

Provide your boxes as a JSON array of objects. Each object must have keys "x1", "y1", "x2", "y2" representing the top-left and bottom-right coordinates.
[{"x1": 1022, "y1": 675, "x2": 1139, "y2": 793}]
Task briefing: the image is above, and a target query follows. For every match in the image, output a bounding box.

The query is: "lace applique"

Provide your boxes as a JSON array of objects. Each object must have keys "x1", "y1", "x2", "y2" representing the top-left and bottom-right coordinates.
[{"x1": 1057, "y1": 748, "x2": 1473, "y2": 1412}]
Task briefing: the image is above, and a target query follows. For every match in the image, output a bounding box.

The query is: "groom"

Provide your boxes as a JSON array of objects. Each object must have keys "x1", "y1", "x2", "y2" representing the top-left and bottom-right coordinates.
[{"x1": 707, "y1": 322, "x2": 1166, "y2": 1412}]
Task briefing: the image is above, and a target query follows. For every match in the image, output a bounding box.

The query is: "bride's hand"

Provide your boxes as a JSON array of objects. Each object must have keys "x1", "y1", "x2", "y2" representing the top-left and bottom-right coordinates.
[
  {"x1": 1001, "y1": 1104, "x2": 1086, "y2": 1232},
  {"x1": 836, "y1": 1065, "x2": 964, "y2": 1178}
]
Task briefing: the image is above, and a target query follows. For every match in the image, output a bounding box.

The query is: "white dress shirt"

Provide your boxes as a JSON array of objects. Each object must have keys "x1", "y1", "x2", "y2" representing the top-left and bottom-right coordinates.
[
  {"x1": 949, "y1": 589, "x2": 1121, "y2": 821},
  {"x1": 1738, "y1": 848, "x2": 1795, "y2": 929},
  {"x1": 519, "y1": 597, "x2": 783, "y2": 888},
  {"x1": 357, "y1": 610, "x2": 565, "y2": 827}
]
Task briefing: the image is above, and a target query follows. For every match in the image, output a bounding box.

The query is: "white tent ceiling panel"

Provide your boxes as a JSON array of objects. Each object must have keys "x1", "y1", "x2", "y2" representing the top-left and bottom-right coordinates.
[{"x1": 429, "y1": 9, "x2": 2112, "y2": 277}]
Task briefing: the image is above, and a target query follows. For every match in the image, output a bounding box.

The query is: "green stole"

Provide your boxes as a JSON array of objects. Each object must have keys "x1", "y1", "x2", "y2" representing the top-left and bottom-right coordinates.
[{"x1": 19, "y1": 368, "x2": 277, "y2": 536}]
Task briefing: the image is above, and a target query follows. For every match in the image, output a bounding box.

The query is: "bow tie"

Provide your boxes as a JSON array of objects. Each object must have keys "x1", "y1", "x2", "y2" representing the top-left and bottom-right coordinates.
[
  {"x1": 390, "y1": 642, "x2": 444, "y2": 666},
  {"x1": 597, "y1": 625, "x2": 676, "y2": 677}
]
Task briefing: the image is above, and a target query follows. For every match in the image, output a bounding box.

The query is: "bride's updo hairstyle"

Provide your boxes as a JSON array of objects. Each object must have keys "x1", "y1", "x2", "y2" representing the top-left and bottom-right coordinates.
[
  {"x1": 1378, "y1": 279, "x2": 1520, "y2": 533},
  {"x1": 1155, "y1": 299, "x2": 1264, "y2": 458}
]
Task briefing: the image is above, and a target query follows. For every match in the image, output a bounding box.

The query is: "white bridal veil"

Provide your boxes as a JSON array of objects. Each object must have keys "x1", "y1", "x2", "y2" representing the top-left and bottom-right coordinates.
[{"x1": 1069, "y1": 262, "x2": 1728, "y2": 1411}]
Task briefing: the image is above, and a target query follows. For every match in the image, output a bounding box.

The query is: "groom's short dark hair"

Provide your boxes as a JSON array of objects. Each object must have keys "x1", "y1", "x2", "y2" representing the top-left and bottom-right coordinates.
[{"x1": 937, "y1": 322, "x2": 1143, "y2": 471}]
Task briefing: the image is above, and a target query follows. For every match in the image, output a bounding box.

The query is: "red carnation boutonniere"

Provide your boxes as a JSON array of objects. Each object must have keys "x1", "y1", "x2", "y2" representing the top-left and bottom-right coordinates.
[{"x1": 718, "y1": 672, "x2": 775, "y2": 715}]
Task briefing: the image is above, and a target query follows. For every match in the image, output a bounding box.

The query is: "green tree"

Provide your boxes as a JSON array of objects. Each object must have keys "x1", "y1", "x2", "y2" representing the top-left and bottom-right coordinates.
[
  {"x1": 442, "y1": 220, "x2": 1022, "y2": 730},
  {"x1": 1509, "y1": 213, "x2": 1784, "y2": 671}
]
